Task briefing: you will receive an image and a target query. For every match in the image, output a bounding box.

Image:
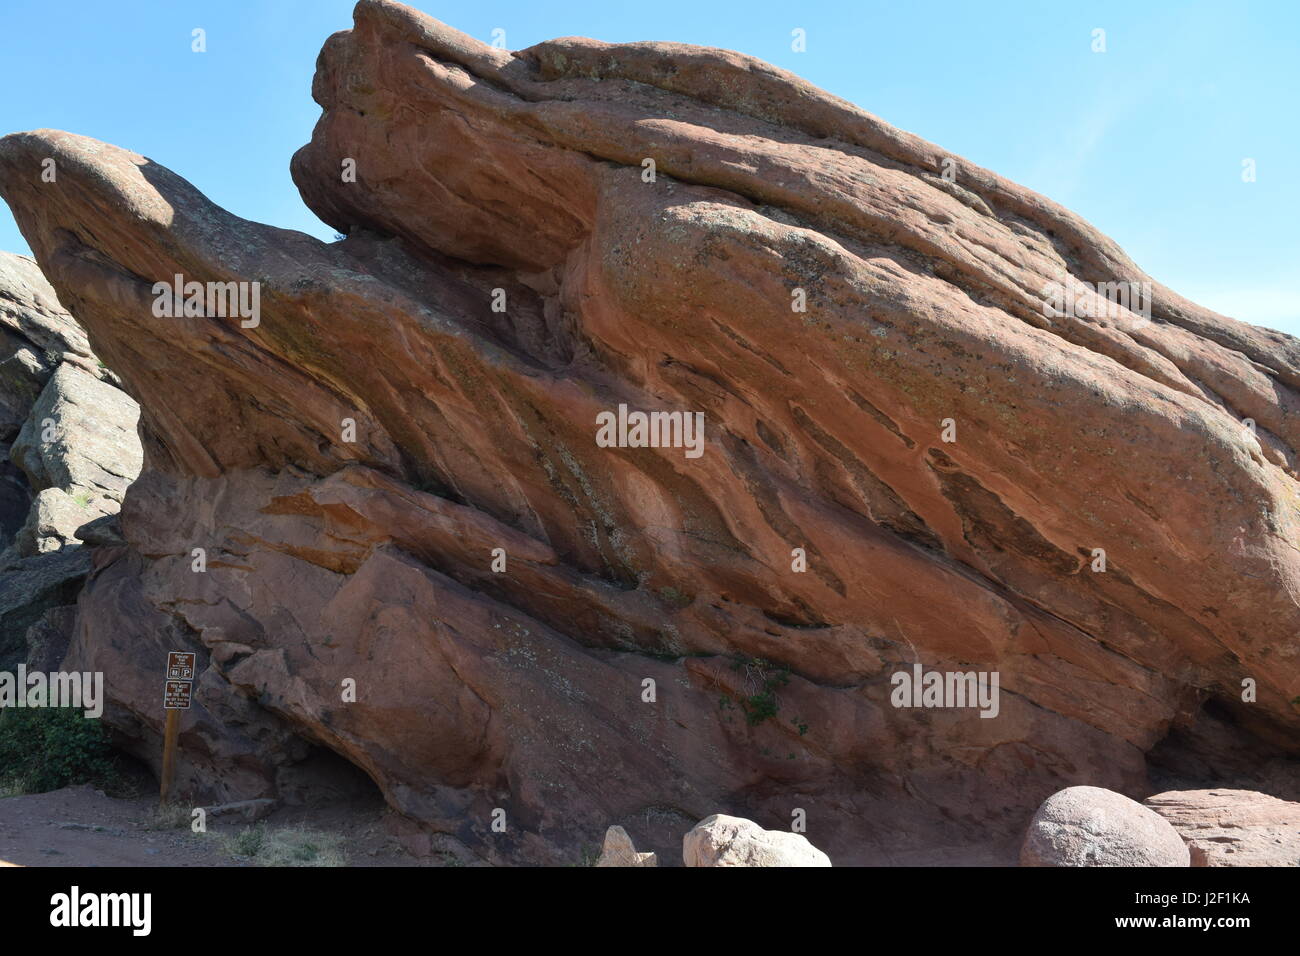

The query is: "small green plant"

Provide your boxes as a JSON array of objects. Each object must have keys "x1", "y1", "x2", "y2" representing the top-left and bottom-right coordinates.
[
  {"x1": 0, "y1": 705, "x2": 117, "y2": 794},
  {"x1": 572, "y1": 844, "x2": 600, "y2": 867},
  {"x1": 728, "y1": 656, "x2": 792, "y2": 727},
  {"x1": 227, "y1": 824, "x2": 266, "y2": 857},
  {"x1": 743, "y1": 691, "x2": 780, "y2": 725},
  {"x1": 290, "y1": 839, "x2": 320, "y2": 862}
]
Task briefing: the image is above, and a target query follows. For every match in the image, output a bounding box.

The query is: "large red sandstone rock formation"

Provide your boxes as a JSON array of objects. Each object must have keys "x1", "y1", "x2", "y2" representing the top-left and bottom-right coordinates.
[{"x1": 0, "y1": 0, "x2": 1296, "y2": 864}]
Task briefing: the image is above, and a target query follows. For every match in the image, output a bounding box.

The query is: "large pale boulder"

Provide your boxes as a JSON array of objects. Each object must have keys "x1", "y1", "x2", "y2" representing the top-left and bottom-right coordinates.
[
  {"x1": 0, "y1": 252, "x2": 95, "y2": 540},
  {"x1": 0, "y1": 252, "x2": 140, "y2": 559},
  {"x1": 11, "y1": 362, "x2": 140, "y2": 502},
  {"x1": 595, "y1": 825, "x2": 657, "y2": 867},
  {"x1": 7, "y1": 362, "x2": 140, "y2": 556},
  {"x1": 1145, "y1": 789, "x2": 1300, "y2": 867},
  {"x1": 11, "y1": 487, "x2": 97, "y2": 555},
  {"x1": 684, "y1": 815, "x2": 831, "y2": 867},
  {"x1": 1021, "y1": 786, "x2": 1190, "y2": 867}
]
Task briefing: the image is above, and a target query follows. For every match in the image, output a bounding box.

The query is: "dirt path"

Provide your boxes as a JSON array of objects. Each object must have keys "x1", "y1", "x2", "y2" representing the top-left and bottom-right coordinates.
[{"x1": 0, "y1": 784, "x2": 438, "y2": 867}]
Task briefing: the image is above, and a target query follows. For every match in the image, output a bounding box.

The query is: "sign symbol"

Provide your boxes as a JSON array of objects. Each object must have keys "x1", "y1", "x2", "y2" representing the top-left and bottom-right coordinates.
[{"x1": 166, "y1": 651, "x2": 196, "y2": 682}]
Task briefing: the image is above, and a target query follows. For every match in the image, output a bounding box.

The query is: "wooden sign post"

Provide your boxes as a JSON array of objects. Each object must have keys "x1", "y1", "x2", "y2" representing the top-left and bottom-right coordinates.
[{"x1": 160, "y1": 652, "x2": 195, "y2": 804}]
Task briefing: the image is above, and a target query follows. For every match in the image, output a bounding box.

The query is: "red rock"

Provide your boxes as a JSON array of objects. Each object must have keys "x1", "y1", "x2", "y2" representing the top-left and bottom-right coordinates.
[
  {"x1": 0, "y1": 0, "x2": 1296, "y2": 865},
  {"x1": 1146, "y1": 789, "x2": 1300, "y2": 867}
]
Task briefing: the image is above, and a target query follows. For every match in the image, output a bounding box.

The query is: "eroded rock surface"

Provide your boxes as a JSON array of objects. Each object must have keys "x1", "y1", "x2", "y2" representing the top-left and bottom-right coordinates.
[
  {"x1": 0, "y1": 0, "x2": 1296, "y2": 865},
  {"x1": 1146, "y1": 789, "x2": 1300, "y2": 867}
]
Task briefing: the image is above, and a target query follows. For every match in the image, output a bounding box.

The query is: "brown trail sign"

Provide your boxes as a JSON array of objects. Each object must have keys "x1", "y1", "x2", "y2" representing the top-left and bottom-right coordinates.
[
  {"x1": 166, "y1": 651, "x2": 196, "y2": 682},
  {"x1": 163, "y1": 680, "x2": 192, "y2": 710},
  {"x1": 160, "y1": 652, "x2": 196, "y2": 804}
]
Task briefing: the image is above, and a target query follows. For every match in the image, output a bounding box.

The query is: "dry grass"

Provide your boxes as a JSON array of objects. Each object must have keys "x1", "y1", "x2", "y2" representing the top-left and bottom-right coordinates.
[
  {"x1": 142, "y1": 802, "x2": 193, "y2": 830},
  {"x1": 220, "y1": 824, "x2": 346, "y2": 867}
]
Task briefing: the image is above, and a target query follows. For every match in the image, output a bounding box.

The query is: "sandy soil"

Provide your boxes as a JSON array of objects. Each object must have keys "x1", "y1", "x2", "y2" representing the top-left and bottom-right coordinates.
[{"x1": 0, "y1": 784, "x2": 446, "y2": 867}]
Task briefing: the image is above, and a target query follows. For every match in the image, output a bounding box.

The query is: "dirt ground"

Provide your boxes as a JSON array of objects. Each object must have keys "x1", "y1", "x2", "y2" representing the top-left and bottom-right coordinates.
[{"x1": 0, "y1": 783, "x2": 452, "y2": 867}]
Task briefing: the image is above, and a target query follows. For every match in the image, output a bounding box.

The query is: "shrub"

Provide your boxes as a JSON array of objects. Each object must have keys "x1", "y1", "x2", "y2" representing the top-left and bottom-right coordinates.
[
  {"x1": 0, "y1": 705, "x2": 118, "y2": 794},
  {"x1": 227, "y1": 824, "x2": 266, "y2": 858},
  {"x1": 729, "y1": 656, "x2": 792, "y2": 727}
]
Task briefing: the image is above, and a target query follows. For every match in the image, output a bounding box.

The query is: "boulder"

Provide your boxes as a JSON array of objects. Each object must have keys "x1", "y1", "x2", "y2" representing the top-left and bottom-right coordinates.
[
  {"x1": 0, "y1": 548, "x2": 90, "y2": 670},
  {"x1": 595, "y1": 825, "x2": 657, "y2": 867},
  {"x1": 683, "y1": 815, "x2": 831, "y2": 867},
  {"x1": 11, "y1": 362, "x2": 140, "y2": 504},
  {"x1": 0, "y1": 251, "x2": 95, "y2": 444},
  {"x1": 73, "y1": 512, "x2": 126, "y2": 547},
  {"x1": 5, "y1": 362, "x2": 140, "y2": 558},
  {"x1": 0, "y1": 254, "x2": 140, "y2": 558},
  {"x1": 10, "y1": 487, "x2": 97, "y2": 556},
  {"x1": 1145, "y1": 789, "x2": 1300, "y2": 867},
  {"x1": 1021, "y1": 786, "x2": 1190, "y2": 867},
  {"x1": 0, "y1": 331, "x2": 49, "y2": 442},
  {"x1": 0, "y1": 251, "x2": 92, "y2": 361}
]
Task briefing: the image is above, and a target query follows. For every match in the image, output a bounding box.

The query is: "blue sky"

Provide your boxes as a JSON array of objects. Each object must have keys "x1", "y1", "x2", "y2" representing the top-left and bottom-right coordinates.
[{"x1": 1, "y1": 0, "x2": 1295, "y2": 333}]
